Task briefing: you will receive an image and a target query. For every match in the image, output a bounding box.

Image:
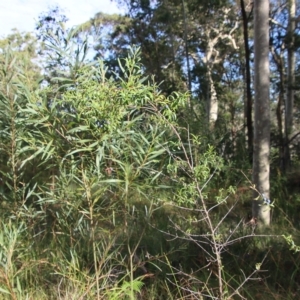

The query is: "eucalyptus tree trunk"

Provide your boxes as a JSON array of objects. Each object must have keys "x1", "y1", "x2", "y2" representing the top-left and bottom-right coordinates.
[
  {"x1": 207, "y1": 67, "x2": 218, "y2": 127},
  {"x1": 284, "y1": 0, "x2": 296, "y2": 170},
  {"x1": 240, "y1": 0, "x2": 253, "y2": 161},
  {"x1": 203, "y1": 32, "x2": 219, "y2": 128},
  {"x1": 270, "y1": 45, "x2": 285, "y2": 170},
  {"x1": 202, "y1": 8, "x2": 238, "y2": 129},
  {"x1": 252, "y1": 0, "x2": 271, "y2": 225}
]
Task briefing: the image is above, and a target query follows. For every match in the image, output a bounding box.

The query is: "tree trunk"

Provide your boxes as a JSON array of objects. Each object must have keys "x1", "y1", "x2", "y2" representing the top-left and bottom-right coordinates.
[
  {"x1": 181, "y1": 0, "x2": 191, "y2": 94},
  {"x1": 240, "y1": 0, "x2": 253, "y2": 162},
  {"x1": 284, "y1": 0, "x2": 296, "y2": 170},
  {"x1": 252, "y1": 0, "x2": 271, "y2": 225},
  {"x1": 270, "y1": 40, "x2": 285, "y2": 171},
  {"x1": 207, "y1": 67, "x2": 218, "y2": 127},
  {"x1": 275, "y1": 53, "x2": 285, "y2": 171}
]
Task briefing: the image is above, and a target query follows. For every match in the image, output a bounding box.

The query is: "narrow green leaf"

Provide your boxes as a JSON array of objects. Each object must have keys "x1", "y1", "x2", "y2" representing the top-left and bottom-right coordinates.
[{"x1": 0, "y1": 287, "x2": 10, "y2": 294}]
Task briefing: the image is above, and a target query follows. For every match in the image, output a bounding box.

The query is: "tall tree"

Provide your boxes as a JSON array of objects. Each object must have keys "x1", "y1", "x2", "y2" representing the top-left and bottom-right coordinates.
[
  {"x1": 284, "y1": 0, "x2": 296, "y2": 170},
  {"x1": 240, "y1": 0, "x2": 253, "y2": 160},
  {"x1": 252, "y1": 0, "x2": 271, "y2": 225}
]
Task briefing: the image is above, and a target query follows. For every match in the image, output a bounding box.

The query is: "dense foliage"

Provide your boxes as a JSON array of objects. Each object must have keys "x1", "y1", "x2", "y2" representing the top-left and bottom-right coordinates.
[{"x1": 0, "y1": 1, "x2": 300, "y2": 299}]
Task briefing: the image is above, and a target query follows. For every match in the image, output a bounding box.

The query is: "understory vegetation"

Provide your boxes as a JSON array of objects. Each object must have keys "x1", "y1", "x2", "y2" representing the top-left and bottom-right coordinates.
[
  {"x1": 0, "y1": 47, "x2": 299, "y2": 300},
  {"x1": 1, "y1": 3, "x2": 300, "y2": 298}
]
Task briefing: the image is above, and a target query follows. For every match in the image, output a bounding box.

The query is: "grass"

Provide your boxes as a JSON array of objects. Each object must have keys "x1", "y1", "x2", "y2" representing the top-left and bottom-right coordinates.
[{"x1": 0, "y1": 182, "x2": 300, "y2": 300}]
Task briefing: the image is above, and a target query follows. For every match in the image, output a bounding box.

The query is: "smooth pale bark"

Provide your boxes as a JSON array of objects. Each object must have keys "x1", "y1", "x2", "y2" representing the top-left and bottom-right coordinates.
[
  {"x1": 207, "y1": 67, "x2": 218, "y2": 126},
  {"x1": 203, "y1": 32, "x2": 220, "y2": 128},
  {"x1": 201, "y1": 11, "x2": 238, "y2": 128},
  {"x1": 252, "y1": 0, "x2": 271, "y2": 225}
]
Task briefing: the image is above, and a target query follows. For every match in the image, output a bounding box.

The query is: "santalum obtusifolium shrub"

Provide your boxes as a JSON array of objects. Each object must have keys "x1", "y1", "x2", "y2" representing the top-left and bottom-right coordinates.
[{"x1": 0, "y1": 47, "x2": 198, "y2": 299}]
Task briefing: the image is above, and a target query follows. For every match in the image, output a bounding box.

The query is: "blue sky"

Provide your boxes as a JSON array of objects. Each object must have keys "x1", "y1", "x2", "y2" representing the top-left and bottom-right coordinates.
[{"x1": 0, "y1": 0, "x2": 123, "y2": 37}]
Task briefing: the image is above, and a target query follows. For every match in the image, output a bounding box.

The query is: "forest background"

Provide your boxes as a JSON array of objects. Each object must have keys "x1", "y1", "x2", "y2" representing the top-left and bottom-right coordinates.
[{"x1": 0, "y1": 0, "x2": 300, "y2": 299}]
